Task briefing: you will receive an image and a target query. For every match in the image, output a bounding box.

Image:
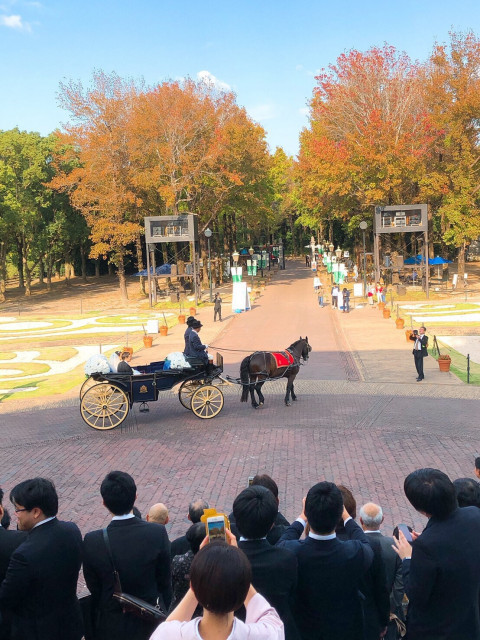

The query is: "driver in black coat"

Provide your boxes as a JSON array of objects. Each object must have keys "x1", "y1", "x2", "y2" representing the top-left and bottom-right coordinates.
[{"x1": 185, "y1": 320, "x2": 209, "y2": 366}]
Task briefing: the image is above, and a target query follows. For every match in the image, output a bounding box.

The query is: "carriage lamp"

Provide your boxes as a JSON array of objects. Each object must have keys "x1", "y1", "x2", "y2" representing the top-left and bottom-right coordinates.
[
  {"x1": 329, "y1": 242, "x2": 334, "y2": 254},
  {"x1": 232, "y1": 251, "x2": 239, "y2": 264},
  {"x1": 335, "y1": 246, "x2": 342, "y2": 260}
]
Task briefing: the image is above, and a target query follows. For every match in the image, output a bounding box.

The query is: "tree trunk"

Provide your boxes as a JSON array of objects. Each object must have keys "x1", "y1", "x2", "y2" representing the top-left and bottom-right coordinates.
[
  {"x1": 24, "y1": 259, "x2": 32, "y2": 296},
  {"x1": 55, "y1": 263, "x2": 61, "y2": 280},
  {"x1": 289, "y1": 215, "x2": 297, "y2": 256},
  {"x1": 135, "y1": 234, "x2": 145, "y2": 295},
  {"x1": 46, "y1": 261, "x2": 53, "y2": 291},
  {"x1": 16, "y1": 239, "x2": 25, "y2": 290},
  {"x1": 0, "y1": 241, "x2": 6, "y2": 303},
  {"x1": 64, "y1": 252, "x2": 74, "y2": 283},
  {"x1": 95, "y1": 259, "x2": 100, "y2": 278},
  {"x1": 38, "y1": 258, "x2": 45, "y2": 287},
  {"x1": 117, "y1": 251, "x2": 128, "y2": 301},
  {"x1": 457, "y1": 244, "x2": 466, "y2": 288},
  {"x1": 108, "y1": 261, "x2": 115, "y2": 276},
  {"x1": 80, "y1": 246, "x2": 87, "y2": 282}
]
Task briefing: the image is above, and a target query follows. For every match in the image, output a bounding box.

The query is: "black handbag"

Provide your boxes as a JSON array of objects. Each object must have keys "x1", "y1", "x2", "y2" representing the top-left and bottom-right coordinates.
[{"x1": 102, "y1": 528, "x2": 166, "y2": 623}]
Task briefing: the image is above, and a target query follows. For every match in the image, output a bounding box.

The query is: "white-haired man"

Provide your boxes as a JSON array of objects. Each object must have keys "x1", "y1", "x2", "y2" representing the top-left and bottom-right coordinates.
[{"x1": 360, "y1": 503, "x2": 405, "y2": 639}]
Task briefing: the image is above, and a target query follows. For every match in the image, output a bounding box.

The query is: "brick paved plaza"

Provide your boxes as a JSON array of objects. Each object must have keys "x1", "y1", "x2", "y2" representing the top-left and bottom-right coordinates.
[{"x1": 0, "y1": 260, "x2": 479, "y2": 545}]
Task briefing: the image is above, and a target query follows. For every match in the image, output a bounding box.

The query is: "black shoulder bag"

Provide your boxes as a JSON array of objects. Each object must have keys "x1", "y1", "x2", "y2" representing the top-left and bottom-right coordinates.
[{"x1": 102, "y1": 528, "x2": 166, "y2": 623}]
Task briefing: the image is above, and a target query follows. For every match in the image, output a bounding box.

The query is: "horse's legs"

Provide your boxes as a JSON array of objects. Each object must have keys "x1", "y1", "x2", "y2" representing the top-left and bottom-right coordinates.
[
  {"x1": 285, "y1": 377, "x2": 292, "y2": 406},
  {"x1": 249, "y1": 378, "x2": 259, "y2": 409},
  {"x1": 291, "y1": 380, "x2": 297, "y2": 401},
  {"x1": 256, "y1": 382, "x2": 265, "y2": 406}
]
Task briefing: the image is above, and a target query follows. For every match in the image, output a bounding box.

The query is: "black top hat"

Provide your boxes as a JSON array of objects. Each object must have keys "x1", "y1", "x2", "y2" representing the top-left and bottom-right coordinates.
[{"x1": 192, "y1": 320, "x2": 203, "y2": 329}]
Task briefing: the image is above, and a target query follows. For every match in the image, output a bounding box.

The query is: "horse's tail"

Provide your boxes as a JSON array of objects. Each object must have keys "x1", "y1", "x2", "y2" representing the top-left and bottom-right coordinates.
[{"x1": 240, "y1": 355, "x2": 252, "y2": 402}]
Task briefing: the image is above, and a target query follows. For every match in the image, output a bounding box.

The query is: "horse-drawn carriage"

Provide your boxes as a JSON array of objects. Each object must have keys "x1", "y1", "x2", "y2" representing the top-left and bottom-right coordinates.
[{"x1": 79, "y1": 353, "x2": 225, "y2": 430}]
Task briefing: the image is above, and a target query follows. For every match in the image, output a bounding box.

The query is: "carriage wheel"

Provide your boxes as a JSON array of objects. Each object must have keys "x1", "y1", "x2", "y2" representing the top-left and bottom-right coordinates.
[
  {"x1": 79, "y1": 376, "x2": 97, "y2": 399},
  {"x1": 178, "y1": 379, "x2": 204, "y2": 410},
  {"x1": 191, "y1": 385, "x2": 224, "y2": 419},
  {"x1": 80, "y1": 383, "x2": 129, "y2": 430}
]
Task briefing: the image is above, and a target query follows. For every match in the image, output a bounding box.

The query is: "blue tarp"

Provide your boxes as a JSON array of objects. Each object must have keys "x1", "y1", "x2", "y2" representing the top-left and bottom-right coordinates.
[
  {"x1": 134, "y1": 264, "x2": 171, "y2": 276},
  {"x1": 404, "y1": 257, "x2": 421, "y2": 265}
]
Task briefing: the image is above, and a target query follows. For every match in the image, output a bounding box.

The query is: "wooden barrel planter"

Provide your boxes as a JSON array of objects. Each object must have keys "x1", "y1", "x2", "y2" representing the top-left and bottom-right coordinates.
[
  {"x1": 121, "y1": 346, "x2": 133, "y2": 356},
  {"x1": 438, "y1": 356, "x2": 451, "y2": 372},
  {"x1": 395, "y1": 318, "x2": 405, "y2": 329},
  {"x1": 143, "y1": 335, "x2": 153, "y2": 348},
  {"x1": 383, "y1": 308, "x2": 391, "y2": 319},
  {"x1": 378, "y1": 302, "x2": 385, "y2": 312},
  {"x1": 160, "y1": 325, "x2": 168, "y2": 337},
  {"x1": 189, "y1": 307, "x2": 196, "y2": 316},
  {"x1": 178, "y1": 314, "x2": 186, "y2": 324},
  {"x1": 405, "y1": 330, "x2": 413, "y2": 342}
]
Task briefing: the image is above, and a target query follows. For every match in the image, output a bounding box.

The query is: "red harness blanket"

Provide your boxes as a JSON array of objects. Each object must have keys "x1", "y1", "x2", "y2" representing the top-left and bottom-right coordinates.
[{"x1": 271, "y1": 351, "x2": 295, "y2": 368}]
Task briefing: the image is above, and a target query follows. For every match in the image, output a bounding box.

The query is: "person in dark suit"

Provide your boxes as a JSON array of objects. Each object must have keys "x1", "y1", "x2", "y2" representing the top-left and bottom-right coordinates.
[
  {"x1": 83, "y1": 471, "x2": 171, "y2": 640},
  {"x1": 277, "y1": 482, "x2": 373, "y2": 640},
  {"x1": 453, "y1": 477, "x2": 480, "y2": 508},
  {"x1": 409, "y1": 326, "x2": 428, "y2": 381},
  {"x1": 393, "y1": 468, "x2": 480, "y2": 640},
  {"x1": 233, "y1": 485, "x2": 299, "y2": 640},
  {"x1": 185, "y1": 321, "x2": 208, "y2": 365},
  {"x1": 183, "y1": 316, "x2": 196, "y2": 354},
  {"x1": 359, "y1": 503, "x2": 403, "y2": 640},
  {"x1": 229, "y1": 474, "x2": 290, "y2": 545},
  {"x1": 0, "y1": 478, "x2": 83, "y2": 640},
  {"x1": 170, "y1": 498, "x2": 210, "y2": 559},
  {"x1": 0, "y1": 489, "x2": 27, "y2": 640}
]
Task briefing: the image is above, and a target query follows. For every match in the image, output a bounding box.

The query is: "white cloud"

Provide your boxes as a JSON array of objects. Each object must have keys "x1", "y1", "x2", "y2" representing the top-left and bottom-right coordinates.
[
  {"x1": 295, "y1": 64, "x2": 304, "y2": 71},
  {"x1": 299, "y1": 107, "x2": 309, "y2": 117},
  {"x1": 196, "y1": 70, "x2": 231, "y2": 92},
  {"x1": 0, "y1": 14, "x2": 31, "y2": 30},
  {"x1": 247, "y1": 103, "x2": 277, "y2": 122}
]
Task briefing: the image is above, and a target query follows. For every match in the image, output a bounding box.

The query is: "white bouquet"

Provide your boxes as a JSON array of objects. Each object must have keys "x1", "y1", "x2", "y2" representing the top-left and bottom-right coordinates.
[
  {"x1": 85, "y1": 354, "x2": 111, "y2": 376},
  {"x1": 167, "y1": 352, "x2": 191, "y2": 369}
]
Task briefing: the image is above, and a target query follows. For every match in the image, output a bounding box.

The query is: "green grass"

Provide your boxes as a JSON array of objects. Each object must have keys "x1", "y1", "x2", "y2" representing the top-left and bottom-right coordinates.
[
  {"x1": 429, "y1": 343, "x2": 480, "y2": 385},
  {"x1": 0, "y1": 352, "x2": 15, "y2": 360},
  {"x1": 0, "y1": 362, "x2": 50, "y2": 378},
  {"x1": 34, "y1": 347, "x2": 78, "y2": 361},
  {"x1": 0, "y1": 319, "x2": 72, "y2": 332}
]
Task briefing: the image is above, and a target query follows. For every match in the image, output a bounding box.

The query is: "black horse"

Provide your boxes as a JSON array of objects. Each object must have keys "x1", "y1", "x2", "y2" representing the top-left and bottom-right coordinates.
[{"x1": 240, "y1": 337, "x2": 311, "y2": 408}]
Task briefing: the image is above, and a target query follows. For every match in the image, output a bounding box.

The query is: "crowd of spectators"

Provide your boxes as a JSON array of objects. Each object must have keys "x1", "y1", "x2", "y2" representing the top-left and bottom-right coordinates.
[{"x1": 0, "y1": 462, "x2": 480, "y2": 640}]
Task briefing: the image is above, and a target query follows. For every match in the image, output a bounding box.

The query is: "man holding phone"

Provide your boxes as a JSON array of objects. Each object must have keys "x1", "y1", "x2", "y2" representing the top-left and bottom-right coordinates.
[
  {"x1": 409, "y1": 326, "x2": 428, "y2": 381},
  {"x1": 393, "y1": 468, "x2": 480, "y2": 639}
]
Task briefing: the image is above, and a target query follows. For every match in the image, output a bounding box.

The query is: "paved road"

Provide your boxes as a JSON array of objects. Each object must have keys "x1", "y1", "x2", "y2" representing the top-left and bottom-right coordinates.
[{"x1": 0, "y1": 261, "x2": 479, "y2": 545}]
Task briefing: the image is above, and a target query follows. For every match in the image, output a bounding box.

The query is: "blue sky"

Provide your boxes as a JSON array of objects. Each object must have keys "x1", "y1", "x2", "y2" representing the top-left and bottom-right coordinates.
[{"x1": 1, "y1": 0, "x2": 480, "y2": 156}]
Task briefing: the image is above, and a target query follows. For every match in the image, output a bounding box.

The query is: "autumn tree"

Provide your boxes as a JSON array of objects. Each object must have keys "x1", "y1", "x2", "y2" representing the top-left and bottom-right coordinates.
[
  {"x1": 425, "y1": 32, "x2": 480, "y2": 280},
  {"x1": 297, "y1": 45, "x2": 439, "y2": 247},
  {"x1": 54, "y1": 71, "x2": 144, "y2": 299}
]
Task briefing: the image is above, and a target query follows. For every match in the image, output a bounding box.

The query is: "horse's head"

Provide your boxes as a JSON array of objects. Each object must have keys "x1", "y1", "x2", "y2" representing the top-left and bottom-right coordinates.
[{"x1": 298, "y1": 336, "x2": 312, "y2": 361}]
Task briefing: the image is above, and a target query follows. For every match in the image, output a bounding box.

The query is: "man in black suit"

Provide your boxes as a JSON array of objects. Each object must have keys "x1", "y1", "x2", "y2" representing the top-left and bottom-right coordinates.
[
  {"x1": 0, "y1": 478, "x2": 83, "y2": 640},
  {"x1": 230, "y1": 474, "x2": 290, "y2": 545},
  {"x1": 453, "y1": 477, "x2": 480, "y2": 508},
  {"x1": 359, "y1": 502, "x2": 404, "y2": 640},
  {"x1": 393, "y1": 468, "x2": 480, "y2": 639},
  {"x1": 409, "y1": 326, "x2": 428, "y2": 381},
  {"x1": 185, "y1": 320, "x2": 208, "y2": 365},
  {"x1": 233, "y1": 485, "x2": 299, "y2": 640},
  {"x1": 0, "y1": 489, "x2": 27, "y2": 640},
  {"x1": 277, "y1": 482, "x2": 373, "y2": 640},
  {"x1": 83, "y1": 470, "x2": 171, "y2": 640},
  {"x1": 170, "y1": 498, "x2": 210, "y2": 558}
]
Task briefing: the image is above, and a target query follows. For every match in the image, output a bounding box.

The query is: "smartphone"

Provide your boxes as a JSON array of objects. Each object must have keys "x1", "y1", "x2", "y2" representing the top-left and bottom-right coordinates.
[
  {"x1": 397, "y1": 523, "x2": 413, "y2": 542},
  {"x1": 206, "y1": 515, "x2": 226, "y2": 542},
  {"x1": 248, "y1": 476, "x2": 255, "y2": 487}
]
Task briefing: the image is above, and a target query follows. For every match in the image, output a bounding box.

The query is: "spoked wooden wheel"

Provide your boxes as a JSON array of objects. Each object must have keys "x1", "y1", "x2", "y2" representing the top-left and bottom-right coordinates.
[
  {"x1": 80, "y1": 383, "x2": 129, "y2": 430},
  {"x1": 178, "y1": 379, "x2": 204, "y2": 410},
  {"x1": 191, "y1": 385, "x2": 224, "y2": 419},
  {"x1": 79, "y1": 376, "x2": 97, "y2": 399}
]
